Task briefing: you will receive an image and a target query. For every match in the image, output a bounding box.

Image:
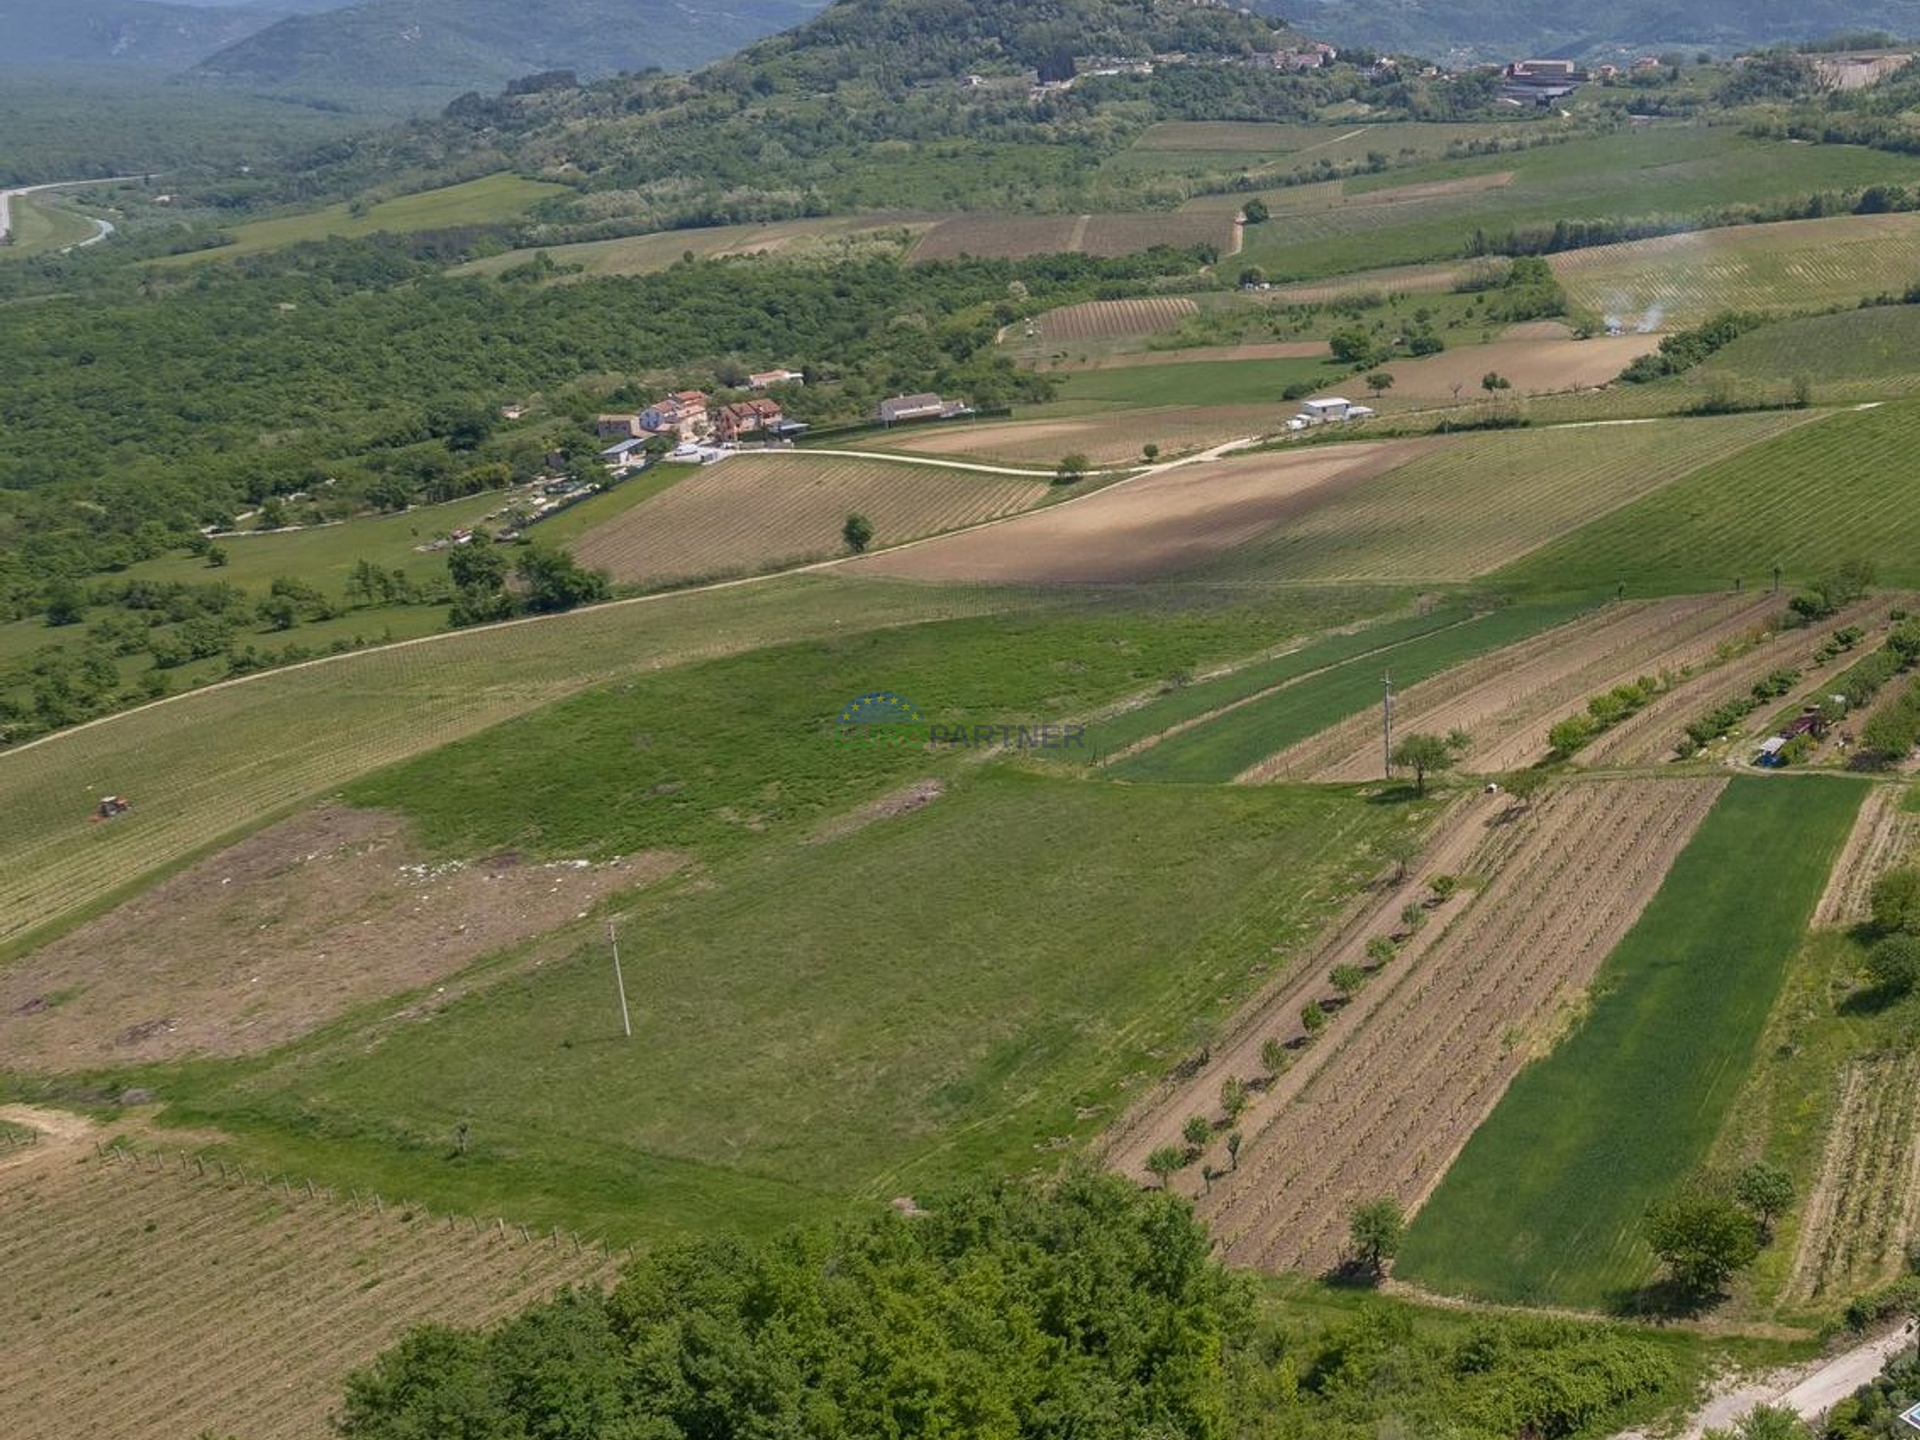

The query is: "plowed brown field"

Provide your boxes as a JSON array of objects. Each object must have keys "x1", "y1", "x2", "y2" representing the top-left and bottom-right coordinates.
[
  {"x1": 1242, "y1": 594, "x2": 1780, "y2": 782},
  {"x1": 855, "y1": 442, "x2": 1423, "y2": 584},
  {"x1": 879, "y1": 404, "x2": 1279, "y2": 465},
  {"x1": 1169, "y1": 777, "x2": 1721, "y2": 1274},
  {"x1": 0, "y1": 1127, "x2": 616, "y2": 1440}
]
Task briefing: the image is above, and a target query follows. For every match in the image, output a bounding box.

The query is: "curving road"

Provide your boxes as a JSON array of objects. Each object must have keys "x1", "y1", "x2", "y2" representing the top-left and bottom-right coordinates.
[{"x1": 0, "y1": 174, "x2": 148, "y2": 248}]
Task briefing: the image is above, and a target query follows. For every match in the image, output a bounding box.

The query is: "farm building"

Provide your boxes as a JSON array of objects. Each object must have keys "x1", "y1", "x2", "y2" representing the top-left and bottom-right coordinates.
[
  {"x1": 714, "y1": 398, "x2": 785, "y2": 443},
  {"x1": 1297, "y1": 397, "x2": 1353, "y2": 423},
  {"x1": 596, "y1": 413, "x2": 642, "y2": 440},
  {"x1": 748, "y1": 368, "x2": 804, "y2": 389},
  {"x1": 599, "y1": 437, "x2": 647, "y2": 467},
  {"x1": 878, "y1": 393, "x2": 950, "y2": 424},
  {"x1": 641, "y1": 391, "x2": 712, "y2": 439}
]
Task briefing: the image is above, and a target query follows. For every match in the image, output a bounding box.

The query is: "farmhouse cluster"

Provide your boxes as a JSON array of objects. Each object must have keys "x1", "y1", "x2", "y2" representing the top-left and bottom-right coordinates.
[{"x1": 594, "y1": 372, "x2": 810, "y2": 465}]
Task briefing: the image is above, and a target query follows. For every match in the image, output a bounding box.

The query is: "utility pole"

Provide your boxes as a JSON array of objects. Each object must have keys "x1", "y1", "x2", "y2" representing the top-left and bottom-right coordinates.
[
  {"x1": 608, "y1": 921, "x2": 632, "y2": 1040},
  {"x1": 1382, "y1": 671, "x2": 1395, "y2": 780}
]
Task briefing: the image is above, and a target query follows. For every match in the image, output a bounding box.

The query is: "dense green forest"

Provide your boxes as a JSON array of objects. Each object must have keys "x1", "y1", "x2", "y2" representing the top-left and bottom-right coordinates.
[{"x1": 334, "y1": 1171, "x2": 1698, "y2": 1440}]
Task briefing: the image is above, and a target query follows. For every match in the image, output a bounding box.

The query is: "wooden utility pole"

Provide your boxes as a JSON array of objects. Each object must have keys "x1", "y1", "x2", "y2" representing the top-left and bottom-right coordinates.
[
  {"x1": 608, "y1": 921, "x2": 632, "y2": 1040},
  {"x1": 1382, "y1": 671, "x2": 1395, "y2": 780}
]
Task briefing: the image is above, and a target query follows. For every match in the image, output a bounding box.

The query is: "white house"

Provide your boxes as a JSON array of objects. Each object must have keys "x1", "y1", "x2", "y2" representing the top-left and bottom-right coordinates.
[{"x1": 1298, "y1": 396, "x2": 1353, "y2": 423}]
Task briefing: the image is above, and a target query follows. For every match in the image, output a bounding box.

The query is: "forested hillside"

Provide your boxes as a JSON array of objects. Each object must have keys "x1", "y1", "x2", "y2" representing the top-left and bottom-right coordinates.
[{"x1": 0, "y1": 0, "x2": 288, "y2": 68}]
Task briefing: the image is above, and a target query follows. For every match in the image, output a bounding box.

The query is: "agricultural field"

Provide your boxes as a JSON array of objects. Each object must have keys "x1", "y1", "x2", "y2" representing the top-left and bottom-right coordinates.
[
  {"x1": 166, "y1": 768, "x2": 1411, "y2": 1242},
  {"x1": 1693, "y1": 306, "x2": 1920, "y2": 407},
  {"x1": 875, "y1": 404, "x2": 1280, "y2": 465},
  {"x1": 1258, "y1": 593, "x2": 1786, "y2": 781},
  {"x1": 0, "y1": 1122, "x2": 617, "y2": 1440},
  {"x1": 569, "y1": 454, "x2": 1049, "y2": 586},
  {"x1": 1813, "y1": 784, "x2": 1920, "y2": 928},
  {"x1": 1496, "y1": 401, "x2": 1920, "y2": 595},
  {"x1": 167, "y1": 173, "x2": 572, "y2": 265},
  {"x1": 0, "y1": 573, "x2": 1019, "y2": 952},
  {"x1": 1026, "y1": 296, "x2": 1198, "y2": 343},
  {"x1": 1049, "y1": 355, "x2": 1331, "y2": 408},
  {"x1": 1552, "y1": 214, "x2": 1920, "y2": 329},
  {"x1": 1198, "y1": 410, "x2": 1809, "y2": 587},
  {"x1": 907, "y1": 210, "x2": 1234, "y2": 262},
  {"x1": 855, "y1": 440, "x2": 1424, "y2": 585},
  {"x1": 1397, "y1": 777, "x2": 1864, "y2": 1308},
  {"x1": 1785, "y1": 1052, "x2": 1920, "y2": 1306},
  {"x1": 1181, "y1": 778, "x2": 1725, "y2": 1274},
  {"x1": 456, "y1": 215, "x2": 931, "y2": 279},
  {"x1": 1, "y1": 192, "x2": 100, "y2": 258},
  {"x1": 1111, "y1": 602, "x2": 1590, "y2": 785},
  {"x1": 1341, "y1": 330, "x2": 1658, "y2": 405}
]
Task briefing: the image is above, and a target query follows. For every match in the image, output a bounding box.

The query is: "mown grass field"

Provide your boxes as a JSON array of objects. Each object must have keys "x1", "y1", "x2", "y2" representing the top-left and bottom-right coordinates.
[
  {"x1": 1200, "y1": 411, "x2": 1812, "y2": 586},
  {"x1": 1695, "y1": 306, "x2": 1920, "y2": 404},
  {"x1": 1496, "y1": 402, "x2": 1920, "y2": 596},
  {"x1": 1053, "y1": 355, "x2": 1331, "y2": 408},
  {"x1": 1397, "y1": 776, "x2": 1864, "y2": 1308},
  {"x1": 169, "y1": 173, "x2": 571, "y2": 264},
  {"x1": 0, "y1": 580, "x2": 1386, "y2": 953},
  {"x1": 166, "y1": 768, "x2": 1408, "y2": 1242},
  {"x1": 1552, "y1": 214, "x2": 1920, "y2": 327},
  {"x1": 2, "y1": 192, "x2": 99, "y2": 258},
  {"x1": 1110, "y1": 601, "x2": 1589, "y2": 783}
]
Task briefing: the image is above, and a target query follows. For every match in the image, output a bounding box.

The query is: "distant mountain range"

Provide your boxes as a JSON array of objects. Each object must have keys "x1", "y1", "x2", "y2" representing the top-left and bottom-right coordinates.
[
  {"x1": 0, "y1": 0, "x2": 311, "y2": 68},
  {"x1": 1298, "y1": 0, "x2": 1920, "y2": 61},
  {"x1": 188, "y1": 0, "x2": 826, "y2": 99}
]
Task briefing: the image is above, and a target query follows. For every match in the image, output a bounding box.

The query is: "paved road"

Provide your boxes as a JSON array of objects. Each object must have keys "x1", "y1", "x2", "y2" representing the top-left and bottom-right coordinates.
[{"x1": 0, "y1": 174, "x2": 147, "y2": 246}]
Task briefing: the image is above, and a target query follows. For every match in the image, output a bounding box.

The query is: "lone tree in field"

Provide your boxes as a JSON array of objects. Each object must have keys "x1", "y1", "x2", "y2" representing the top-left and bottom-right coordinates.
[
  {"x1": 1644, "y1": 1187, "x2": 1761, "y2": 1300},
  {"x1": 1365, "y1": 370, "x2": 1395, "y2": 396},
  {"x1": 1482, "y1": 371, "x2": 1511, "y2": 392},
  {"x1": 1390, "y1": 731, "x2": 1464, "y2": 796},
  {"x1": 1242, "y1": 198, "x2": 1270, "y2": 224},
  {"x1": 1182, "y1": 1114, "x2": 1212, "y2": 1151},
  {"x1": 842, "y1": 512, "x2": 874, "y2": 554},
  {"x1": 1500, "y1": 767, "x2": 1549, "y2": 810},
  {"x1": 1733, "y1": 1162, "x2": 1794, "y2": 1240},
  {"x1": 1146, "y1": 1145, "x2": 1184, "y2": 1189},
  {"x1": 1142, "y1": 442, "x2": 1160, "y2": 462},
  {"x1": 1055, "y1": 453, "x2": 1090, "y2": 485},
  {"x1": 1347, "y1": 1197, "x2": 1405, "y2": 1280}
]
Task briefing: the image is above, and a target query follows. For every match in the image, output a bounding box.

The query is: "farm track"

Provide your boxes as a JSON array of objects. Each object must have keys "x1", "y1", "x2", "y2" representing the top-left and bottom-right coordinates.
[
  {"x1": 1579, "y1": 599, "x2": 1891, "y2": 768},
  {"x1": 0, "y1": 1141, "x2": 617, "y2": 1440},
  {"x1": 1201, "y1": 777, "x2": 1724, "y2": 1274},
  {"x1": 1813, "y1": 785, "x2": 1918, "y2": 928},
  {"x1": 1786, "y1": 1053, "x2": 1920, "y2": 1304},
  {"x1": 1240, "y1": 594, "x2": 1773, "y2": 782}
]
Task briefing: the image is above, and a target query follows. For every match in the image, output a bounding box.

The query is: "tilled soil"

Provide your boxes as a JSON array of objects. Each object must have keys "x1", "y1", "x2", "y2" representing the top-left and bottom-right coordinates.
[
  {"x1": 859, "y1": 442, "x2": 1427, "y2": 584},
  {"x1": 0, "y1": 803, "x2": 680, "y2": 1068},
  {"x1": 1812, "y1": 784, "x2": 1917, "y2": 929},
  {"x1": 1120, "y1": 776, "x2": 1722, "y2": 1275},
  {"x1": 1786, "y1": 1053, "x2": 1920, "y2": 1303}
]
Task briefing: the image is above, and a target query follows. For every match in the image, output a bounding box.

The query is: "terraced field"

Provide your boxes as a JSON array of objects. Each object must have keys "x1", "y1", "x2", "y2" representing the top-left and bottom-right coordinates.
[
  {"x1": 0, "y1": 1123, "x2": 616, "y2": 1440},
  {"x1": 1553, "y1": 214, "x2": 1920, "y2": 327},
  {"x1": 570, "y1": 455, "x2": 1049, "y2": 585}
]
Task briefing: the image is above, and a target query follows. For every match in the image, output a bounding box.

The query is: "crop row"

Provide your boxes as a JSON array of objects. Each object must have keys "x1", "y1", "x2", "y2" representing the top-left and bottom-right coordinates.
[
  {"x1": 571, "y1": 457, "x2": 1047, "y2": 585},
  {"x1": 1788, "y1": 1053, "x2": 1920, "y2": 1303},
  {"x1": 1033, "y1": 296, "x2": 1197, "y2": 342}
]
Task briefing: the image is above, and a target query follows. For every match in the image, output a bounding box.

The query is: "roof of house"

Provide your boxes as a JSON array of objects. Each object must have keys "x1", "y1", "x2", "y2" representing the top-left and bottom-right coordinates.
[
  {"x1": 884, "y1": 392, "x2": 944, "y2": 408},
  {"x1": 600, "y1": 438, "x2": 646, "y2": 457}
]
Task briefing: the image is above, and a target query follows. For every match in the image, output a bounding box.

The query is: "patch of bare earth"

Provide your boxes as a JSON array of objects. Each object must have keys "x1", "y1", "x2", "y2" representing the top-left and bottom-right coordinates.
[
  {"x1": 1787, "y1": 1053, "x2": 1920, "y2": 1304},
  {"x1": 1814, "y1": 786, "x2": 1919, "y2": 928},
  {"x1": 855, "y1": 442, "x2": 1427, "y2": 584},
  {"x1": 1242, "y1": 594, "x2": 1779, "y2": 782},
  {"x1": 1367, "y1": 333, "x2": 1659, "y2": 403},
  {"x1": 878, "y1": 404, "x2": 1279, "y2": 465},
  {"x1": 1120, "y1": 777, "x2": 1721, "y2": 1275},
  {"x1": 1581, "y1": 599, "x2": 1890, "y2": 767},
  {"x1": 0, "y1": 1146, "x2": 617, "y2": 1440},
  {"x1": 1077, "y1": 340, "x2": 1327, "y2": 370},
  {"x1": 807, "y1": 779, "x2": 945, "y2": 844},
  {"x1": 0, "y1": 803, "x2": 681, "y2": 1069}
]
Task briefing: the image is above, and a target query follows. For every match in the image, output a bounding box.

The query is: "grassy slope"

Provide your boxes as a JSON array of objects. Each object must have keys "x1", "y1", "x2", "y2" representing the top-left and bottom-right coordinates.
[
  {"x1": 1398, "y1": 776, "x2": 1864, "y2": 1308},
  {"x1": 169, "y1": 768, "x2": 1405, "y2": 1243},
  {"x1": 1495, "y1": 402, "x2": 1920, "y2": 596},
  {"x1": 3, "y1": 193, "x2": 99, "y2": 257},
  {"x1": 1696, "y1": 306, "x2": 1920, "y2": 404},
  {"x1": 1054, "y1": 355, "x2": 1332, "y2": 407},
  {"x1": 167, "y1": 173, "x2": 571, "y2": 264},
  {"x1": 1110, "y1": 601, "x2": 1589, "y2": 783}
]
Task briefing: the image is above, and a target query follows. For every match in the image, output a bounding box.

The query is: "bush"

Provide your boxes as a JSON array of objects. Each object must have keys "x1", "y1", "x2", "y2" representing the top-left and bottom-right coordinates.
[{"x1": 1866, "y1": 934, "x2": 1920, "y2": 996}]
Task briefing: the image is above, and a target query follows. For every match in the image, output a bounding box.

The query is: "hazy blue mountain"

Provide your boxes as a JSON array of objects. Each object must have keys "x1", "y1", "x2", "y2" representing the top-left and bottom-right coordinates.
[
  {"x1": 0, "y1": 0, "x2": 301, "y2": 67},
  {"x1": 189, "y1": 0, "x2": 827, "y2": 101}
]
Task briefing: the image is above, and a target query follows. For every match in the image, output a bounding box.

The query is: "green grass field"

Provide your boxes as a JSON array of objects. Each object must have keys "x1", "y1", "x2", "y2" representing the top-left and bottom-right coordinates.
[
  {"x1": 1053, "y1": 355, "x2": 1333, "y2": 408},
  {"x1": 1110, "y1": 601, "x2": 1589, "y2": 783},
  {"x1": 2, "y1": 193, "x2": 100, "y2": 258},
  {"x1": 1036, "y1": 602, "x2": 1473, "y2": 767},
  {"x1": 169, "y1": 173, "x2": 571, "y2": 264},
  {"x1": 161, "y1": 767, "x2": 1406, "y2": 1243},
  {"x1": 1495, "y1": 402, "x2": 1920, "y2": 596},
  {"x1": 1397, "y1": 776, "x2": 1864, "y2": 1308},
  {"x1": 1694, "y1": 306, "x2": 1920, "y2": 405}
]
